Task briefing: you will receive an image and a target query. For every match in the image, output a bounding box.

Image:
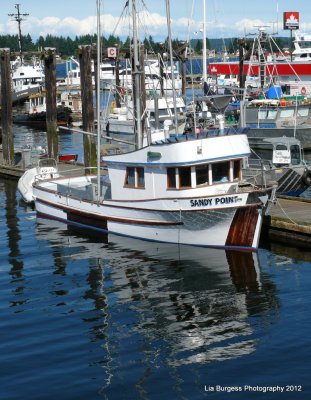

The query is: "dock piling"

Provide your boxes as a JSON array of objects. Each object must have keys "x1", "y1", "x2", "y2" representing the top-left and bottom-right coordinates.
[
  {"x1": 0, "y1": 48, "x2": 14, "y2": 165},
  {"x1": 79, "y1": 45, "x2": 96, "y2": 171},
  {"x1": 43, "y1": 47, "x2": 58, "y2": 159}
]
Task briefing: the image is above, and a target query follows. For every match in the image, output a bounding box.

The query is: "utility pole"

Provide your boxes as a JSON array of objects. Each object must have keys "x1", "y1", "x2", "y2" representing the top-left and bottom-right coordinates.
[{"x1": 8, "y1": 4, "x2": 29, "y2": 58}]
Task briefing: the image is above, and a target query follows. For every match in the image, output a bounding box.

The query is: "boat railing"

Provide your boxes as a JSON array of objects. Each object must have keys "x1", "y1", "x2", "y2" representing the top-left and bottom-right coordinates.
[{"x1": 151, "y1": 127, "x2": 249, "y2": 145}]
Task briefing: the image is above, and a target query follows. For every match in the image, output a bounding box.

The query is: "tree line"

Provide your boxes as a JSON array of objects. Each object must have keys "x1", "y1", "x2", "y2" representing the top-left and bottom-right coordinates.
[{"x1": 0, "y1": 33, "x2": 291, "y2": 59}]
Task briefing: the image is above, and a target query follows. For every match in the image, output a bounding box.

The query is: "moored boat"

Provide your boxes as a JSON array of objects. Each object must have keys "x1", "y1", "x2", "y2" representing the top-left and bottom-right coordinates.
[
  {"x1": 32, "y1": 0, "x2": 276, "y2": 251},
  {"x1": 33, "y1": 128, "x2": 276, "y2": 250},
  {"x1": 18, "y1": 158, "x2": 59, "y2": 204},
  {"x1": 58, "y1": 153, "x2": 78, "y2": 163},
  {"x1": 243, "y1": 136, "x2": 311, "y2": 197}
]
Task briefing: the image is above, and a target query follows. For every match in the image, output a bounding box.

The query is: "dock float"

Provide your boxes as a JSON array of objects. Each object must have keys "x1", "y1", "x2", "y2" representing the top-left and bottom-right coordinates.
[{"x1": 263, "y1": 196, "x2": 311, "y2": 246}]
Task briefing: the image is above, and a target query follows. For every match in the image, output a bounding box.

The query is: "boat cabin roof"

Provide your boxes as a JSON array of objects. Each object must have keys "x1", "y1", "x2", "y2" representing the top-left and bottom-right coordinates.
[{"x1": 151, "y1": 127, "x2": 250, "y2": 145}]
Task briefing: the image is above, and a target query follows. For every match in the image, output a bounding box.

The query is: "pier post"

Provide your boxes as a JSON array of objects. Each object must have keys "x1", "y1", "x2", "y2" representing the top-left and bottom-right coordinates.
[
  {"x1": 43, "y1": 47, "x2": 58, "y2": 158},
  {"x1": 79, "y1": 45, "x2": 96, "y2": 171},
  {"x1": 0, "y1": 48, "x2": 14, "y2": 165}
]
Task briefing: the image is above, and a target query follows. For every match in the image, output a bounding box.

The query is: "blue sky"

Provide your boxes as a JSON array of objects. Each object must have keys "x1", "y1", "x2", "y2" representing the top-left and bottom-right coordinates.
[{"x1": 0, "y1": 0, "x2": 310, "y2": 41}]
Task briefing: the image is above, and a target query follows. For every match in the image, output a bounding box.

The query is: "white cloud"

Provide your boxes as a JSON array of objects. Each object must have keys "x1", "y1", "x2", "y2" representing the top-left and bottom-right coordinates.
[
  {"x1": 0, "y1": 12, "x2": 289, "y2": 41},
  {"x1": 234, "y1": 18, "x2": 268, "y2": 35}
]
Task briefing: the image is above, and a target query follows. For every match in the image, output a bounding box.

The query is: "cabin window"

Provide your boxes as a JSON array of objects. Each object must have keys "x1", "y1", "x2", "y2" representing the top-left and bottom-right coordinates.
[
  {"x1": 267, "y1": 110, "x2": 278, "y2": 120},
  {"x1": 125, "y1": 167, "x2": 145, "y2": 188},
  {"x1": 159, "y1": 109, "x2": 170, "y2": 117},
  {"x1": 279, "y1": 109, "x2": 294, "y2": 118},
  {"x1": 196, "y1": 164, "x2": 209, "y2": 186},
  {"x1": 258, "y1": 109, "x2": 267, "y2": 120},
  {"x1": 233, "y1": 160, "x2": 241, "y2": 180},
  {"x1": 136, "y1": 167, "x2": 145, "y2": 187},
  {"x1": 212, "y1": 161, "x2": 230, "y2": 183},
  {"x1": 301, "y1": 42, "x2": 311, "y2": 49},
  {"x1": 179, "y1": 166, "x2": 192, "y2": 188},
  {"x1": 167, "y1": 167, "x2": 176, "y2": 188},
  {"x1": 297, "y1": 108, "x2": 309, "y2": 117},
  {"x1": 290, "y1": 145, "x2": 301, "y2": 165},
  {"x1": 125, "y1": 167, "x2": 135, "y2": 186}
]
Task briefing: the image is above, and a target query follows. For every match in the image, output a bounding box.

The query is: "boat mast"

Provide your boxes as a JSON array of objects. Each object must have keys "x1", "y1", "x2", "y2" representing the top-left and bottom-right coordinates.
[
  {"x1": 132, "y1": 0, "x2": 143, "y2": 148},
  {"x1": 202, "y1": 0, "x2": 207, "y2": 84},
  {"x1": 96, "y1": 0, "x2": 102, "y2": 201},
  {"x1": 8, "y1": 4, "x2": 29, "y2": 59},
  {"x1": 165, "y1": 0, "x2": 178, "y2": 135}
]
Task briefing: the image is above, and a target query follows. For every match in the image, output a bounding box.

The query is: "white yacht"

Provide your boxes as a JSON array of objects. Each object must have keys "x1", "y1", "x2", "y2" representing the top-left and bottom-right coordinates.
[
  {"x1": 292, "y1": 31, "x2": 311, "y2": 62},
  {"x1": 103, "y1": 94, "x2": 186, "y2": 135}
]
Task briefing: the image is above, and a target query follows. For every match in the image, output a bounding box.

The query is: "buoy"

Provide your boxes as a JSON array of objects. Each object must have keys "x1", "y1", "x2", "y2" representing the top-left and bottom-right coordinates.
[{"x1": 280, "y1": 98, "x2": 287, "y2": 106}]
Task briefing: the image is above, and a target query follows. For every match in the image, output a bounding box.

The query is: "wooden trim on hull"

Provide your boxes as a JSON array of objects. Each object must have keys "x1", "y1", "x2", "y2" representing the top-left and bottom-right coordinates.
[
  {"x1": 35, "y1": 198, "x2": 184, "y2": 226},
  {"x1": 226, "y1": 206, "x2": 260, "y2": 247}
]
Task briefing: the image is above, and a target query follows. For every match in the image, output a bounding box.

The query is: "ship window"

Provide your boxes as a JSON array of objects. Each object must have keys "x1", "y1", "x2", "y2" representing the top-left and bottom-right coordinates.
[
  {"x1": 179, "y1": 166, "x2": 191, "y2": 188},
  {"x1": 124, "y1": 167, "x2": 145, "y2": 188},
  {"x1": 125, "y1": 167, "x2": 135, "y2": 186},
  {"x1": 279, "y1": 109, "x2": 294, "y2": 118},
  {"x1": 159, "y1": 109, "x2": 170, "y2": 117},
  {"x1": 136, "y1": 167, "x2": 145, "y2": 188},
  {"x1": 196, "y1": 164, "x2": 209, "y2": 186},
  {"x1": 301, "y1": 42, "x2": 311, "y2": 49},
  {"x1": 233, "y1": 159, "x2": 241, "y2": 180},
  {"x1": 258, "y1": 109, "x2": 267, "y2": 119},
  {"x1": 290, "y1": 145, "x2": 301, "y2": 165},
  {"x1": 267, "y1": 110, "x2": 277, "y2": 119},
  {"x1": 297, "y1": 108, "x2": 309, "y2": 117},
  {"x1": 167, "y1": 167, "x2": 176, "y2": 188},
  {"x1": 212, "y1": 161, "x2": 230, "y2": 183}
]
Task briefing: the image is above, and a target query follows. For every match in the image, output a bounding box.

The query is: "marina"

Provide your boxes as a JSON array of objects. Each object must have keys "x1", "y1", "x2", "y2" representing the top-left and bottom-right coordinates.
[{"x1": 1, "y1": 0, "x2": 311, "y2": 399}]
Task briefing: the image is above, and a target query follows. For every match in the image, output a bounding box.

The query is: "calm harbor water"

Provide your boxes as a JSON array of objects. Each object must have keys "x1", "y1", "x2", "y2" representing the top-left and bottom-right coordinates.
[
  {"x1": 1, "y1": 169, "x2": 311, "y2": 399},
  {"x1": 2, "y1": 69, "x2": 311, "y2": 398}
]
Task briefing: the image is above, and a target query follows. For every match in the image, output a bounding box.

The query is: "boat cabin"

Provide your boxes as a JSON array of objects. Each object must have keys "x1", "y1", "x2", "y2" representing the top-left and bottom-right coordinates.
[
  {"x1": 264, "y1": 137, "x2": 303, "y2": 167},
  {"x1": 104, "y1": 129, "x2": 250, "y2": 202}
]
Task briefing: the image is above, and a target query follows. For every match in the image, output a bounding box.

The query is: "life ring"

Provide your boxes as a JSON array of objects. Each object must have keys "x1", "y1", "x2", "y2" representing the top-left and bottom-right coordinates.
[
  {"x1": 302, "y1": 169, "x2": 311, "y2": 186},
  {"x1": 301, "y1": 86, "x2": 307, "y2": 95}
]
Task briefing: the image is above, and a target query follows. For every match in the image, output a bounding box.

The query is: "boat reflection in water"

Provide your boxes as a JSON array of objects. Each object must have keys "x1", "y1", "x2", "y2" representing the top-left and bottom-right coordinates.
[{"x1": 35, "y1": 217, "x2": 279, "y2": 370}]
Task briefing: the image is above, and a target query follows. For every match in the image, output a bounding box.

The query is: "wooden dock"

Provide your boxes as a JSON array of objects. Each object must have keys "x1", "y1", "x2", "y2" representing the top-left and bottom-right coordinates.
[{"x1": 263, "y1": 195, "x2": 311, "y2": 246}]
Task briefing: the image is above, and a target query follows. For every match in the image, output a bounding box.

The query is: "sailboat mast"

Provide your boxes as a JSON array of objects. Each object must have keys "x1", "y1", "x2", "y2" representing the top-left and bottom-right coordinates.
[
  {"x1": 132, "y1": 0, "x2": 143, "y2": 148},
  {"x1": 8, "y1": 4, "x2": 29, "y2": 58},
  {"x1": 96, "y1": 0, "x2": 101, "y2": 201},
  {"x1": 202, "y1": 0, "x2": 207, "y2": 84},
  {"x1": 165, "y1": 0, "x2": 178, "y2": 135}
]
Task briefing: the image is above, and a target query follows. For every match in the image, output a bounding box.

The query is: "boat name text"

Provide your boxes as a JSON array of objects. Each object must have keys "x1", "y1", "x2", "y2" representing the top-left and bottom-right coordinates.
[{"x1": 190, "y1": 195, "x2": 242, "y2": 208}]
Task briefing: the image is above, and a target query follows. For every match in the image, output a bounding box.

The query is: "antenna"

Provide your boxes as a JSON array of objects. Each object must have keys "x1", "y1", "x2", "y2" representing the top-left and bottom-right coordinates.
[{"x1": 8, "y1": 3, "x2": 29, "y2": 55}]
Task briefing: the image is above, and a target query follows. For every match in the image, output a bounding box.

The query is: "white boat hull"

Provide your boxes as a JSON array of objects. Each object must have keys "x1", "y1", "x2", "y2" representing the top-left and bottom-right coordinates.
[{"x1": 33, "y1": 180, "x2": 267, "y2": 250}]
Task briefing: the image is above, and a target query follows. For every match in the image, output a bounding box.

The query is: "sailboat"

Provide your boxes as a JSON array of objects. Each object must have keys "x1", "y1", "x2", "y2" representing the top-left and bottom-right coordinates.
[{"x1": 32, "y1": 0, "x2": 276, "y2": 251}]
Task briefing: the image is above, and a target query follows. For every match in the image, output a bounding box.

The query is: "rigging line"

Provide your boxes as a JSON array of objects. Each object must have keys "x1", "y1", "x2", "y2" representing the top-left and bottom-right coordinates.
[
  {"x1": 269, "y1": 35, "x2": 301, "y2": 81},
  {"x1": 111, "y1": 0, "x2": 130, "y2": 37},
  {"x1": 275, "y1": 198, "x2": 298, "y2": 225}
]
